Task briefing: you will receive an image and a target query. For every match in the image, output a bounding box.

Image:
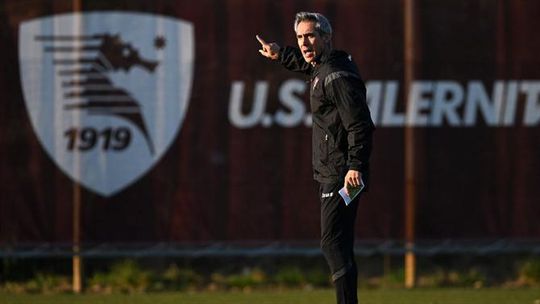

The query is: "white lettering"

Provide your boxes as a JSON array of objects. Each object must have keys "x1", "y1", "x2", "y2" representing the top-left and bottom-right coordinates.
[
  {"x1": 228, "y1": 79, "x2": 540, "y2": 128},
  {"x1": 493, "y1": 81, "x2": 505, "y2": 125},
  {"x1": 275, "y1": 79, "x2": 306, "y2": 127},
  {"x1": 229, "y1": 81, "x2": 268, "y2": 128},
  {"x1": 502, "y1": 81, "x2": 519, "y2": 126},
  {"x1": 431, "y1": 81, "x2": 463, "y2": 126},
  {"x1": 465, "y1": 81, "x2": 498, "y2": 126},
  {"x1": 407, "y1": 81, "x2": 432, "y2": 126},
  {"x1": 522, "y1": 81, "x2": 540, "y2": 126},
  {"x1": 366, "y1": 81, "x2": 382, "y2": 125},
  {"x1": 381, "y1": 81, "x2": 403, "y2": 126},
  {"x1": 321, "y1": 192, "x2": 334, "y2": 198}
]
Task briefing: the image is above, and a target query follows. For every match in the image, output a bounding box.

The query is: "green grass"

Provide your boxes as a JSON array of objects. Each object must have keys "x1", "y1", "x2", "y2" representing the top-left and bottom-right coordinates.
[{"x1": 1, "y1": 289, "x2": 539, "y2": 304}]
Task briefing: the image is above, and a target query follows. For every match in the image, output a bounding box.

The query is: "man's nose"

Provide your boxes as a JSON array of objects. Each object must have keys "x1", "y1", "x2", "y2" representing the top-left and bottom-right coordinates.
[{"x1": 301, "y1": 36, "x2": 309, "y2": 46}]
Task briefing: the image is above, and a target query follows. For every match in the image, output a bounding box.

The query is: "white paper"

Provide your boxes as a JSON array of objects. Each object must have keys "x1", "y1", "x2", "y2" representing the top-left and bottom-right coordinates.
[{"x1": 338, "y1": 178, "x2": 365, "y2": 206}]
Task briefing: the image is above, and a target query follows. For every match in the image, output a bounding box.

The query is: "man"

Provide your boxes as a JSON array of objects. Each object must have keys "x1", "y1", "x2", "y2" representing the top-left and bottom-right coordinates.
[{"x1": 257, "y1": 12, "x2": 374, "y2": 304}]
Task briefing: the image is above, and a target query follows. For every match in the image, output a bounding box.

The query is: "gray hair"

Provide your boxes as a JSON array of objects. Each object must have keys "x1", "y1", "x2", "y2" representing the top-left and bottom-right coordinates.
[{"x1": 294, "y1": 12, "x2": 333, "y2": 36}]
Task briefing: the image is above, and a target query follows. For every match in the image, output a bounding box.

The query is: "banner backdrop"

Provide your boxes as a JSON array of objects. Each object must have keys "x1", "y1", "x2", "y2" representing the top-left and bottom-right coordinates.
[{"x1": 1, "y1": 0, "x2": 539, "y2": 246}]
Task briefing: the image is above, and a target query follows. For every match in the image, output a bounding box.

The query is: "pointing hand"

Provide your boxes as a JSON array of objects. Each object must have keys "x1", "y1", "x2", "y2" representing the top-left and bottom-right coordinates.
[{"x1": 256, "y1": 34, "x2": 280, "y2": 60}]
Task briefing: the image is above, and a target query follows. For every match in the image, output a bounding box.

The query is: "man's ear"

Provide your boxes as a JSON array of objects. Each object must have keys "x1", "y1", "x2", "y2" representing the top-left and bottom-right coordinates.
[{"x1": 323, "y1": 34, "x2": 332, "y2": 44}]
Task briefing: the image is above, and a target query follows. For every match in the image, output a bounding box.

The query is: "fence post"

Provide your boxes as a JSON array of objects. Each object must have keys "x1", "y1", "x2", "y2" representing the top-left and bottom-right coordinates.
[
  {"x1": 403, "y1": 0, "x2": 417, "y2": 289},
  {"x1": 72, "y1": 0, "x2": 83, "y2": 294}
]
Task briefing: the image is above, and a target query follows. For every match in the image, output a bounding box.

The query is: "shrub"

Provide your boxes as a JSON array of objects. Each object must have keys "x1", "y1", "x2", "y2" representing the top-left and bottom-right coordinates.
[
  {"x1": 517, "y1": 258, "x2": 540, "y2": 286},
  {"x1": 88, "y1": 260, "x2": 152, "y2": 293},
  {"x1": 305, "y1": 268, "x2": 331, "y2": 287},
  {"x1": 211, "y1": 267, "x2": 266, "y2": 290},
  {"x1": 1, "y1": 273, "x2": 70, "y2": 294},
  {"x1": 273, "y1": 267, "x2": 305, "y2": 287},
  {"x1": 161, "y1": 263, "x2": 202, "y2": 291},
  {"x1": 447, "y1": 269, "x2": 486, "y2": 288}
]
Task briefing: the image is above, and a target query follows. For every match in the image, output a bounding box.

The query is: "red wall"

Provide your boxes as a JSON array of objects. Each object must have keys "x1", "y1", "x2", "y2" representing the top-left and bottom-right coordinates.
[{"x1": 1, "y1": 0, "x2": 539, "y2": 245}]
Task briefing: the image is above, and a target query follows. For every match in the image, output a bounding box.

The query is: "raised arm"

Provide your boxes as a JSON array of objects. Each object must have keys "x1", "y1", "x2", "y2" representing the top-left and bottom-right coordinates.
[
  {"x1": 256, "y1": 35, "x2": 280, "y2": 60},
  {"x1": 256, "y1": 35, "x2": 312, "y2": 75},
  {"x1": 278, "y1": 46, "x2": 313, "y2": 74}
]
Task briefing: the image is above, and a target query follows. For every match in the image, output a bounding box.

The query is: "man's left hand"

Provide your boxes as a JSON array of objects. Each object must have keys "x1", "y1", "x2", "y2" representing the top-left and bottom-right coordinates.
[{"x1": 344, "y1": 170, "x2": 361, "y2": 195}]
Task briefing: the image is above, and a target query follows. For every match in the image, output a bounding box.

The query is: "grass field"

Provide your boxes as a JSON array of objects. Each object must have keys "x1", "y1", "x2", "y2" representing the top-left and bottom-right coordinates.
[{"x1": 1, "y1": 288, "x2": 539, "y2": 304}]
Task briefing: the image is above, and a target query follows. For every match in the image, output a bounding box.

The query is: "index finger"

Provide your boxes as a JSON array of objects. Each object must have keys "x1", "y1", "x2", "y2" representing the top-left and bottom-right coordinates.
[{"x1": 255, "y1": 34, "x2": 267, "y2": 46}]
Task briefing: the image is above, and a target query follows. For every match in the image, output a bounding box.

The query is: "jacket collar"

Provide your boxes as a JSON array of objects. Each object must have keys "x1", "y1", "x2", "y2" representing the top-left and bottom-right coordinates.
[
  {"x1": 313, "y1": 49, "x2": 349, "y2": 67},
  {"x1": 318, "y1": 49, "x2": 333, "y2": 65}
]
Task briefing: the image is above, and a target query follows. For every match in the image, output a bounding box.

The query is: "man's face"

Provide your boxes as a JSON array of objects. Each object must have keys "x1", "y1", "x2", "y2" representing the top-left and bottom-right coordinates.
[{"x1": 296, "y1": 21, "x2": 329, "y2": 64}]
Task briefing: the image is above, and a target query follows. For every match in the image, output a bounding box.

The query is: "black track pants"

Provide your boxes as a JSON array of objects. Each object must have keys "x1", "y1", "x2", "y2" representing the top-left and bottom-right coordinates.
[{"x1": 319, "y1": 182, "x2": 360, "y2": 304}]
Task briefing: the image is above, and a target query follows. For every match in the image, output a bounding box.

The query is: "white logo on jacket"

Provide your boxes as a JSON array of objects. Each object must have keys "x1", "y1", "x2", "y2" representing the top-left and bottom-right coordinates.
[
  {"x1": 321, "y1": 192, "x2": 334, "y2": 198},
  {"x1": 312, "y1": 76, "x2": 320, "y2": 90}
]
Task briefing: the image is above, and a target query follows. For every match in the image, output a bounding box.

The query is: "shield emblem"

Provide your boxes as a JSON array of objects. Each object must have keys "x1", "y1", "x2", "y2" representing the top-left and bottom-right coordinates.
[{"x1": 19, "y1": 12, "x2": 194, "y2": 196}]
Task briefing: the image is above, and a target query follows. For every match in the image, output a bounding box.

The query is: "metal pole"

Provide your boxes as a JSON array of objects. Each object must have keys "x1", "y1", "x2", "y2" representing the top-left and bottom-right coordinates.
[
  {"x1": 72, "y1": 182, "x2": 82, "y2": 294},
  {"x1": 72, "y1": 0, "x2": 83, "y2": 294},
  {"x1": 403, "y1": 0, "x2": 417, "y2": 289}
]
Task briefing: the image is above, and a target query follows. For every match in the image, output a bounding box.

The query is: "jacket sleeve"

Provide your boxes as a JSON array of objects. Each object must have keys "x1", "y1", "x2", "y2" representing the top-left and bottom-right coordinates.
[
  {"x1": 279, "y1": 46, "x2": 313, "y2": 75},
  {"x1": 325, "y1": 73, "x2": 374, "y2": 171}
]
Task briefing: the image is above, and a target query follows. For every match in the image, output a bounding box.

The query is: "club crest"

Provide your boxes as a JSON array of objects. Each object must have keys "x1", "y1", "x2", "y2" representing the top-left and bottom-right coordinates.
[{"x1": 19, "y1": 12, "x2": 194, "y2": 196}]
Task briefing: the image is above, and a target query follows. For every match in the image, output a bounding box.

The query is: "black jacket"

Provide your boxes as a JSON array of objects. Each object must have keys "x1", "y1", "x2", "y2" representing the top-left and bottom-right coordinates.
[{"x1": 279, "y1": 46, "x2": 375, "y2": 185}]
